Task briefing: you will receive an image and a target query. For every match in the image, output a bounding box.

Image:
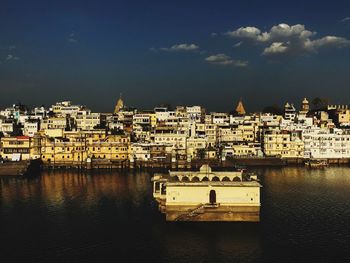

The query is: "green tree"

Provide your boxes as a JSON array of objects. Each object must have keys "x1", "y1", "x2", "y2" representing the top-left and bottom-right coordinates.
[
  {"x1": 262, "y1": 104, "x2": 283, "y2": 115},
  {"x1": 312, "y1": 97, "x2": 329, "y2": 110},
  {"x1": 197, "y1": 149, "x2": 206, "y2": 160}
]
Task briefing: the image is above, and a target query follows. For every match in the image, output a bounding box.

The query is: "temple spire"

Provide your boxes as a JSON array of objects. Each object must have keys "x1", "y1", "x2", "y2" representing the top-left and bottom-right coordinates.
[
  {"x1": 235, "y1": 98, "x2": 246, "y2": 115},
  {"x1": 114, "y1": 93, "x2": 124, "y2": 114}
]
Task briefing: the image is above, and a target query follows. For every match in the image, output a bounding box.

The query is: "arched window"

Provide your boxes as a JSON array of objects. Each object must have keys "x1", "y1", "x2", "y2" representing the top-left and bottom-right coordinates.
[
  {"x1": 192, "y1": 176, "x2": 200, "y2": 182},
  {"x1": 222, "y1": 176, "x2": 230, "y2": 182},
  {"x1": 182, "y1": 176, "x2": 189, "y2": 182},
  {"x1": 173, "y1": 176, "x2": 180, "y2": 181},
  {"x1": 212, "y1": 176, "x2": 220, "y2": 182},
  {"x1": 233, "y1": 176, "x2": 241, "y2": 182}
]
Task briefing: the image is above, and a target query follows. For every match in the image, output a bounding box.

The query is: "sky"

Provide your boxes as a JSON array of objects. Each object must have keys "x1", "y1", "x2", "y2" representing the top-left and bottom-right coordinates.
[{"x1": 1, "y1": 0, "x2": 350, "y2": 113}]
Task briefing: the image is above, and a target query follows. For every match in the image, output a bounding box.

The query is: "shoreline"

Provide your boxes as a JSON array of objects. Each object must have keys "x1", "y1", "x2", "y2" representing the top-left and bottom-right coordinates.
[{"x1": 2, "y1": 157, "x2": 350, "y2": 176}]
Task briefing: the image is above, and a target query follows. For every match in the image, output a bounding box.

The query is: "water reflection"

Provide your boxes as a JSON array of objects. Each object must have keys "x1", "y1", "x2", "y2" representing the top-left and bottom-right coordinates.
[{"x1": 1, "y1": 167, "x2": 350, "y2": 262}]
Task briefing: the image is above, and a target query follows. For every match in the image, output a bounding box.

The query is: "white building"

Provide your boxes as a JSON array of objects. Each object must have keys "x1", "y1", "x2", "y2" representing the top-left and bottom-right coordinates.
[
  {"x1": 75, "y1": 112, "x2": 101, "y2": 130},
  {"x1": 0, "y1": 119, "x2": 14, "y2": 135},
  {"x1": 186, "y1": 106, "x2": 202, "y2": 122},
  {"x1": 284, "y1": 102, "x2": 296, "y2": 121},
  {"x1": 24, "y1": 120, "x2": 40, "y2": 137},
  {"x1": 303, "y1": 128, "x2": 350, "y2": 159},
  {"x1": 130, "y1": 143, "x2": 151, "y2": 161},
  {"x1": 51, "y1": 101, "x2": 85, "y2": 116}
]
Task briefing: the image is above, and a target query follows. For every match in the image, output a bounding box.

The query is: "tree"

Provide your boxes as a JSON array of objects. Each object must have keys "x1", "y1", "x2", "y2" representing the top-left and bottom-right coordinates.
[
  {"x1": 94, "y1": 122, "x2": 107, "y2": 129},
  {"x1": 110, "y1": 128, "x2": 125, "y2": 135},
  {"x1": 262, "y1": 104, "x2": 283, "y2": 115},
  {"x1": 312, "y1": 97, "x2": 329, "y2": 110},
  {"x1": 158, "y1": 103, "x2": 173, "y2": 111},
  {"x1": 197, "y1": 149, "x2": 206, "y2": 160}
]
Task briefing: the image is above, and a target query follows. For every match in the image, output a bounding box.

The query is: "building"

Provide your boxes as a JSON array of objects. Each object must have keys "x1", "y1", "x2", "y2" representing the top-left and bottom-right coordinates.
[
  {"x1": 51, "y1": 101, "x2": 84, "y2": 116},
  {"x1": 75, "y1": 112, "x2": 101, "y2": 130},
  {"x1": 41, "y1": 117, "x2": 68, "y2": 130},
  {"x1": 303, "y1": 128, "x2": 350, "y2": 159},
  {"x1": 0, "y1": 136, "x2": 31, "y2": 160},
  {"x1": 23, "y1": 119, "x2": 40, "y2": 137},
  {"x1": 263, "y1": 130, "x2": 304, "y2": 158},
  {"x1": 284, "y1": 102, "x2": 296, "y2": 121},
  {"x1": 221, "y1": 143, "x2": 262, "y2": 159},
  {"x1": 40, "y1": 133, "x2": 130, "y2": 164},
  {"x1": 152, "y1": 165, "x2": 261, "y2": 221},
  {"x1": 0, "y1": 119, "x2": 14, "y2": 135}
]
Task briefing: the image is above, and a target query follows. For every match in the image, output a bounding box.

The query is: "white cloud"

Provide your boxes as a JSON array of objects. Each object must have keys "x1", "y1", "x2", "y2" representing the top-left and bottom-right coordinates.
[
  {"x1": 305, "y1": 36, "x2": 350, "y2": 51},
  {"x1": 263, "y1": 42, "x2": 289, "y2": 55},
  {"x1": 6, "y1": 54, "x2": 20, "y2": 61},
  {"x1": 226, "y1": 23, "x2": 315, "y2": 43},
  {"x1": 268, "y1": 24, "x2": 315, "y2": 41},
  {"x1": 225, "y1": 26, "x2": 264, "y2": 41},
  {"x1": 227, "y1": 23, "x2": 350, "y2": 57},
  {"x1": 233, "y1": 41, "x2": 243, "y2": 48},
  {"x1": 341, "y1": 17, "x2": 350, "y2": 22},
  {"x1": 160, "y1": 43, "x2": 199, "y2": 52},
  {"x1": 205, "y1": 54, "x2": 248, "y2": 67}
]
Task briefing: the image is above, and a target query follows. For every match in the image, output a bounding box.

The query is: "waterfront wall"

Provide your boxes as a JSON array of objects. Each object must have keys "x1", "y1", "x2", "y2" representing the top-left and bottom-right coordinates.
[
  {"x1": 166, "y1": 205, "x2": 260, "y2": 222},
  {"x1": 39, "y1": 157, "x2": 350, "y2": 171}
]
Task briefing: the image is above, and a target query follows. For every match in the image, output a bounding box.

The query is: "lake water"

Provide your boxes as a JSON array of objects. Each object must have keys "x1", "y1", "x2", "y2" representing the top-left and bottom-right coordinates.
[{"x1": 1, "y1": 167, "x2": 350, "y2": 262}]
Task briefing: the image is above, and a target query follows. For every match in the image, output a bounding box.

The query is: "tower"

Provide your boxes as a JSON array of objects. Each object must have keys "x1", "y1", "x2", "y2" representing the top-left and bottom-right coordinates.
[
  {"x1": 114, "y1": 93, "x2": 124, "y2": 114},
  {"x1": 235, "y1": 98, "x2": 246, "y2": 115},
  {"x1": 301, "y1": 98, "x2": 309, "y2": 112}
]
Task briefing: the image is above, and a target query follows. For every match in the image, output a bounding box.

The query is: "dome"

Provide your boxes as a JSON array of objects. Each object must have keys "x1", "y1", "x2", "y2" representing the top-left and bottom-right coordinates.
[{"x1": 302, "y1": 98, "x2": 309, "y2": 104}]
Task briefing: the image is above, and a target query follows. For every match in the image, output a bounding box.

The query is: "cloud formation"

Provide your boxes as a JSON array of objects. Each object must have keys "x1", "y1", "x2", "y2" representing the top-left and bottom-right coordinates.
[
  {"x1": 226, "y1": 23, "x2": 350, "y2": 57},
  {"x1": 205, "y1": 54, "x2": 248, "y2": 67},
  {"x1": 6, "y1": 54, "x2": 20, "y2": 61},
  {"x1": 341, "y1": 17, "x2": 350, "y2": 22},
  {"x1": 68, "y1": 32, "x2": 78, "y2": 43},
  {"x1": 233, "y1": 41, "x2": 243, "y2": 48},
  {"x1": 160, "y1": 43, "x2": 199, "y2": 52}
]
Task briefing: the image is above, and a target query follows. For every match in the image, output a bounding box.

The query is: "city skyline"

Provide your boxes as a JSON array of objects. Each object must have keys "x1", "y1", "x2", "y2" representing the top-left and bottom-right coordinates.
[
  {"x1": 0, "y1": 96, "x2": 337, "y2": 115},
  {"x1": 1, "y1": 0, "x2": 350, "y2": 112}
]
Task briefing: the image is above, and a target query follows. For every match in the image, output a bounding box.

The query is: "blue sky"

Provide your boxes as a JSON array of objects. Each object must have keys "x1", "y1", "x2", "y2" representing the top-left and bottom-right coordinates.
[{"x1": 1, "y1": 0, "x2": 350, "y2": 112}]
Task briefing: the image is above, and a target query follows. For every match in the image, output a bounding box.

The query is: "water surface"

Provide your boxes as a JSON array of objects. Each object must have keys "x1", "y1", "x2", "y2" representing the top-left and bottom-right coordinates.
[{"x1": 1, "y1": 167, "x2": 350, "y2": 262}]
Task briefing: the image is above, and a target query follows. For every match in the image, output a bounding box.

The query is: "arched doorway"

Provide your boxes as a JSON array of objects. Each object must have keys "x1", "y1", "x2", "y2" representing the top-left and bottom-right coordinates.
[{"x1": 209, "y1": 190, "x2": 216, "y2": 204}]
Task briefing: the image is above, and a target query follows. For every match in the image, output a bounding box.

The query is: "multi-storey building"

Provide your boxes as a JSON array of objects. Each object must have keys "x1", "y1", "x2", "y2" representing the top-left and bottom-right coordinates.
[
  {"x1": 303, "y1": 128, "x2": 350, "y2": 159},
  {"x1": 40, "y1": 133, "x2": 130, "y2": 164},
  {"x1": 0, "y1": 136, "x2": 31, "y2": 160},
  {"x1": 263, "y1": 130, "x2": 304, "y2": 158},
  {"x1": 23, "y1": 119, "x2": 40, "y2": 137},
  {"x1": 75, "y1": 112, "x2": 101, "y2": 130}
]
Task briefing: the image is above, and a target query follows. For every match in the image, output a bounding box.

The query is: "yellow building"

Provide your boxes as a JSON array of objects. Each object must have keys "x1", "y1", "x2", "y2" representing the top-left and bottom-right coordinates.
[
  {"x1": 0, "y1": 136, "x2": 32, "y2": 160},
  {"x1": 337, "y1": 109, "x2": 350, "y2": 126},
  {"x1": 40, "y1": 132, "x2": 130, "y2": 164},
  {"x1": 263, "y1": 131, "x2": 304, "y2": 158}
]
